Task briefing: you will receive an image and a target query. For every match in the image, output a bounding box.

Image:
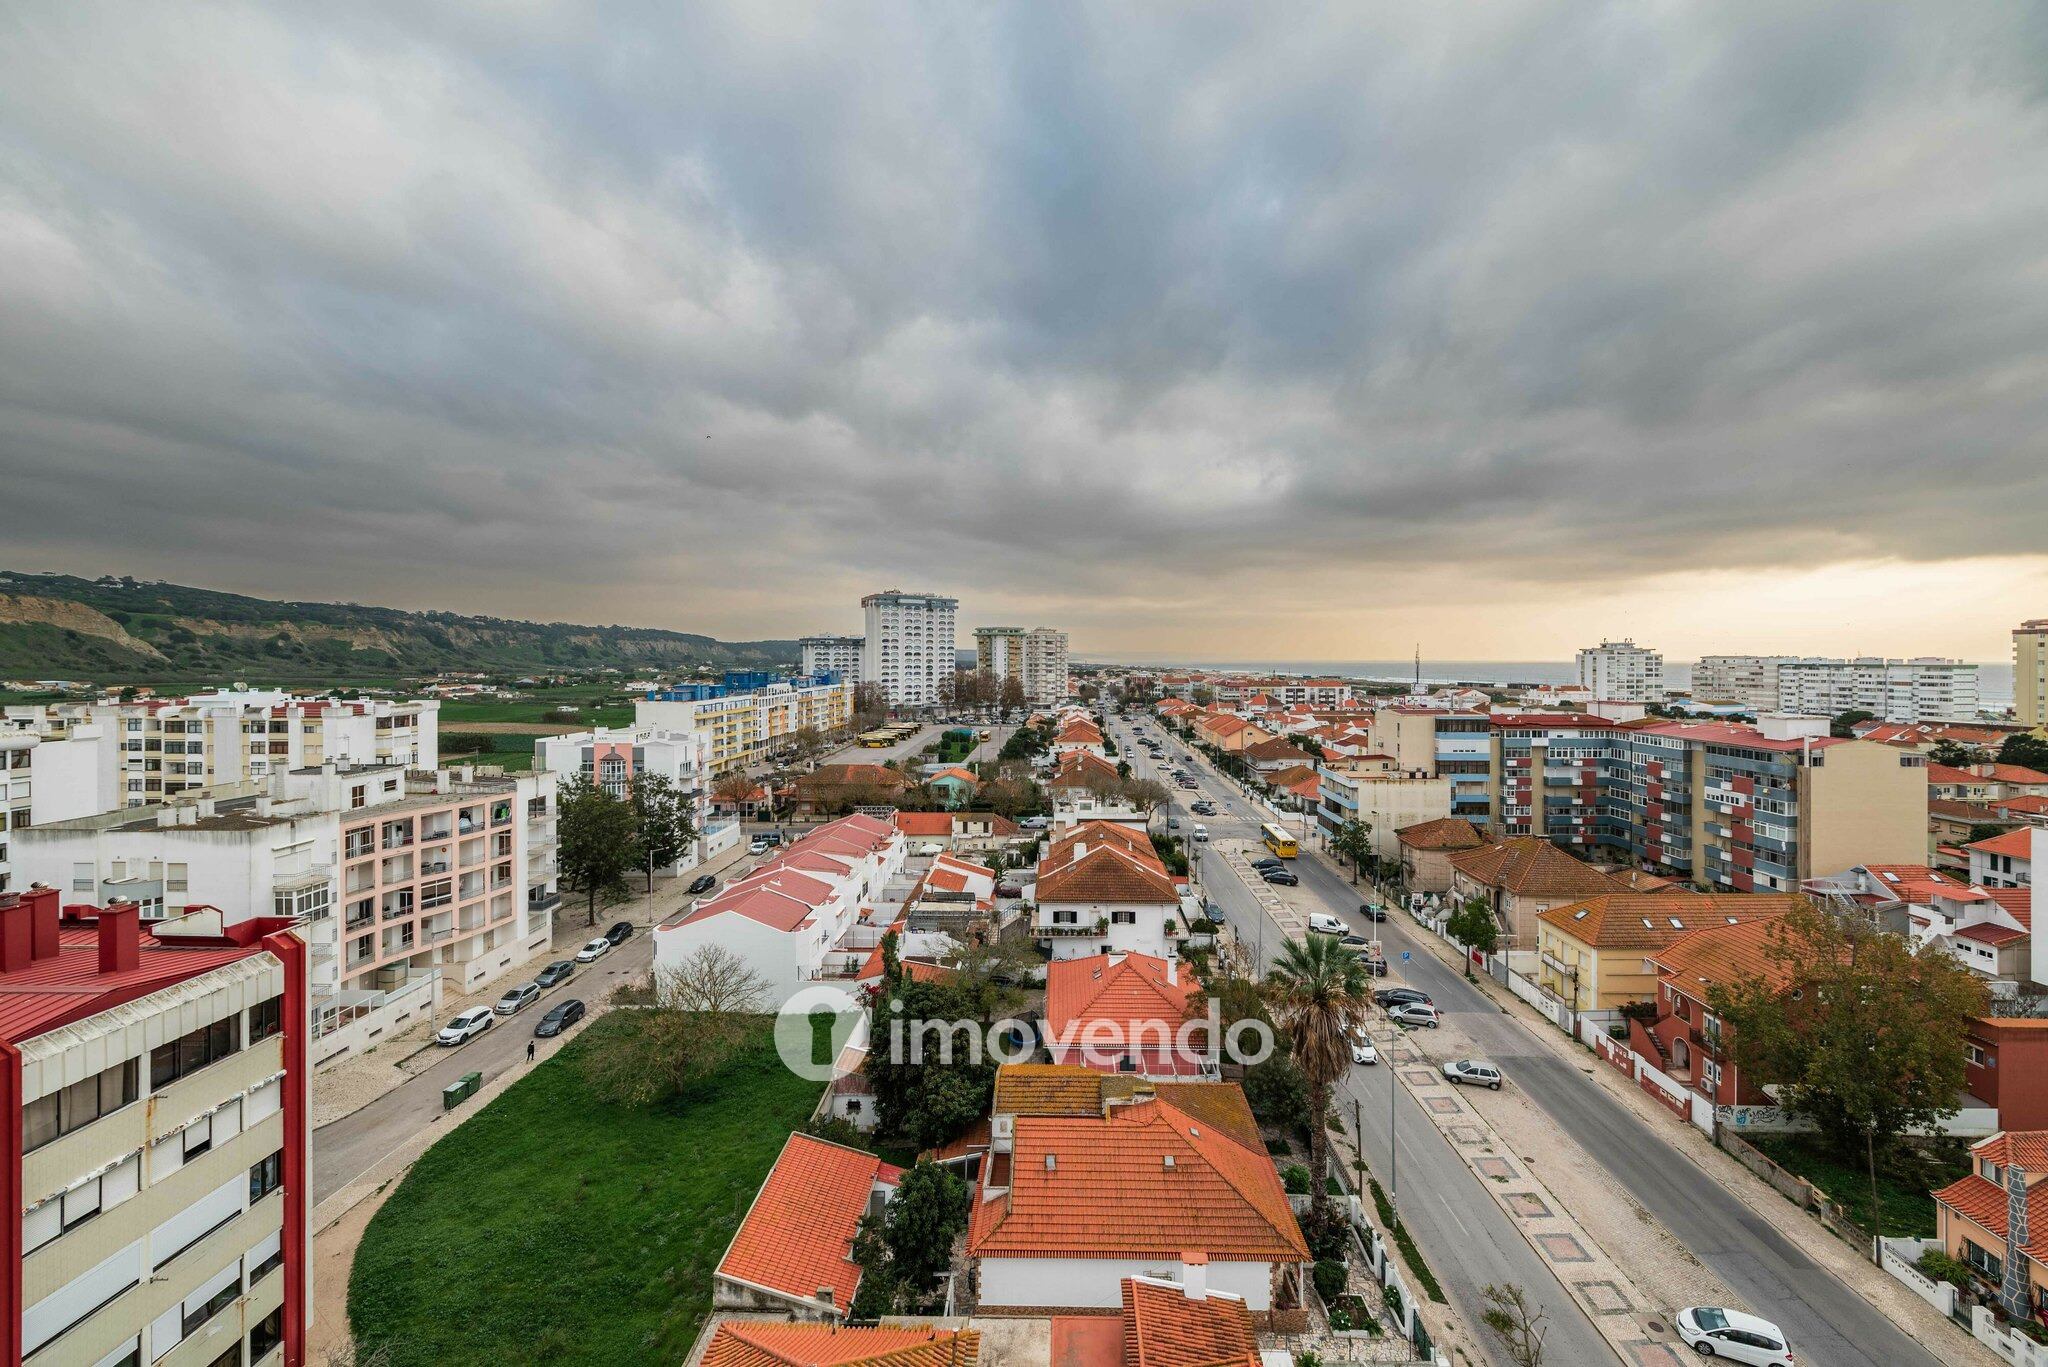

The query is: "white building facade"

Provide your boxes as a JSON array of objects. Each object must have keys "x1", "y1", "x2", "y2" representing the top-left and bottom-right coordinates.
[
  {"x1": 862, "y1": 590, "x2": 958, "y2": 710},
  {"x1": 534, "y1": 726, "x2": 739, "y2": 871},
  {"x1": 1775, "y1": 657, "x2": 1981, "y2": 723},
  {"x1": 1575, "y1": 641, "x2": 1664, "y2": 702},
  {"x1": 798, "y1": 635, "x2": 866, "y2": 684}
]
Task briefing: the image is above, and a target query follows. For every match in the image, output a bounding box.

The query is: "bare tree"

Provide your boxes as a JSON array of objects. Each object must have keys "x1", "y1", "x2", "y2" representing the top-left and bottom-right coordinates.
[
  {"x1": 321, "y1": 1339, "x2": 395, "y2": 1367},
  {"x1": 1123, "y1": 778, "x2": 1171, "y2": 813},
  {"x1": 1083, "y1": 770, "x2": 1125, "y2": 804},
  {"x1": 852, "y1": 681, "x2": 890, "y2": 729},
  {"x1": 1481, "y1": 1284, "x2": 1548, "y2": 1367},
  {"x1": 656, "y1": 943, "x2": 771, "y2": 1013}
]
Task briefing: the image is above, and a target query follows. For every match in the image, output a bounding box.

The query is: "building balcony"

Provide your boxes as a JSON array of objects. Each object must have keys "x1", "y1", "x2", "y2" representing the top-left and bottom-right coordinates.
[{"x1": 1036, "y1": 922, "x2": 1107, "y2": 937}]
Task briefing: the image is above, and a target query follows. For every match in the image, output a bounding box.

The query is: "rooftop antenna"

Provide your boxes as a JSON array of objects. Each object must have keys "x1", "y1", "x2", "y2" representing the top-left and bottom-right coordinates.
[{"x1": 1414, "y1": 644, "x2": 1422, "y2": 693}]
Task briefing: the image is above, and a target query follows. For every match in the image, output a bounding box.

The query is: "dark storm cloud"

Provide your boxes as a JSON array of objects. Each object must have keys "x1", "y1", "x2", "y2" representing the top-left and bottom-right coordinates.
[{"x1": 1, "y1": 1, "x2": 2044, "y2": 636}]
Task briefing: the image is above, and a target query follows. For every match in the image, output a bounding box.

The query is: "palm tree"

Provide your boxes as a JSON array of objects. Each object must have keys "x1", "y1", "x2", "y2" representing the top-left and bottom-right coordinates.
[{"x1": 1264, "y1": 935, "x2": 1374, "y2": 1223}]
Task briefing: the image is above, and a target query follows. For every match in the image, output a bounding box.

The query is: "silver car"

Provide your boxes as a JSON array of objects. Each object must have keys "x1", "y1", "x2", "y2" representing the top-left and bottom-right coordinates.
[{"x1": 1441, "y1": 1059, "x2": 1502, "y2": 1090}]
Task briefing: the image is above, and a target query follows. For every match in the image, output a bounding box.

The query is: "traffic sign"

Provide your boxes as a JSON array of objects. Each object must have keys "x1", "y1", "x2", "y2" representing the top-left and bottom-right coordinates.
[{"x1": 1401, "y1": 951, "x2": 1411, "y2": 962}]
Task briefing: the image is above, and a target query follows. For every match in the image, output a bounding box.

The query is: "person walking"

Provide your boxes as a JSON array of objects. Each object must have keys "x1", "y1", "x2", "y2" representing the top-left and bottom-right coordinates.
[{"x1": 526, "y1": 1041, "x2": 536, "y2": 1063}]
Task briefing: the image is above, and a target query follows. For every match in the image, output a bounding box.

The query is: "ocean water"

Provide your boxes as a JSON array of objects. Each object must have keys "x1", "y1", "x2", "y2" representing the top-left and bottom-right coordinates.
[{"x1": 1091, "y1": 657, "x2": 2016, "y2": 711}]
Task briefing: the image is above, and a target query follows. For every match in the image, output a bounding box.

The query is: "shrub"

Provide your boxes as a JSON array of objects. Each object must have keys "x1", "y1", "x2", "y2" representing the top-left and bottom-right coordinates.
[
  {"x1": 1916, "y1": 1249, "x2": 1972, "y2": 1287},
  {"x1": 1312, "y1": 1258, "x2": 1348, "y2": 1303},
  {"x1": 1282, "y1": 1164, "x2": 1313, "y2": 1194},
  {"x1": 1327, "y1": 1309, "x2": 1353, "y2": 1332}
]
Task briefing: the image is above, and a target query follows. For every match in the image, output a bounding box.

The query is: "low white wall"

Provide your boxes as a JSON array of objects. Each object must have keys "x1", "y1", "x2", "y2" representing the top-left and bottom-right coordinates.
[
  {"x1": 1879, "y1": 1238, "x2": 1957, "y2": 1319},
  {"x1": 978, "y1": 1255, "x2": 1273, "y2": 1310}
]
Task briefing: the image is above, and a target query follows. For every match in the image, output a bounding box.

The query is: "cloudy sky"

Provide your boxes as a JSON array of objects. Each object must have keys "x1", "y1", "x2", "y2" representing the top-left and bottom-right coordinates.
[{"x1": 3, "y1": 3, "x2": 2045, "y2": 662}]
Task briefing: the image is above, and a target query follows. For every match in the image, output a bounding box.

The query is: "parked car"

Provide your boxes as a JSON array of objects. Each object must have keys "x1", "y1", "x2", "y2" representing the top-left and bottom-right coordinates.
[
  {"x1": 536, "y1": 959, "x2": 575, "y2": 989},
  {"x1": 1358, "y1": 902, "x2": 1387, "y2": 922},
  {"x1": 1350, "y1": 1031, "x2": 1378, "y2": 1065},
  {"x1": 1675, "y1": 1307, "x2": 1793, "y2": 1365},
  {"x1": 574, "y1": 937, "x2": 612, "y2": 963},
  {"x1": 1191, "y1": 802, "x2": 1217, "y2": 815},
  {"x1": 1166, "y1": 817, "x2": 1181, "y2": 830},
  {"x1": 437, "y1": 1006, "x2": 494, "y2": 1046},
  {"x1": 1178, "y1": 779, "x2": 1198, "y2": 790},
  {"x1": 1307, "y1": 911, "x2": 1345, "y2": 934},
  {"x1": 1261, "y1": 868, "x2": 1298, "y2": 886},
  {"x1": 748, "y1": 838, "x2": 770, "y2": 855},
  {"x1": 534, "y1": 999, "x2": 587, "y2": 1038},
  {"x1": 1019, "y1": 815, "x2": 1050, "y2": 830},
  {"x1": 1375, "y1": 987, "x2": 1431, "y2": 1008},
  {"x1": 1250, "y1": 856, "x2": 1284, "y2": 870},
  {"x1": 1441, "y1": 1059, "x2": 1503, "y2": 1090},
  {"x1": 1339, "y1": 933, "x2": 1371, "y2": 947},
  {"x1": 687, "y1": 874, "x2": 717, "y2": 895},
  {"x1": 1191, "y1": 825, "x2": 1209, "y2": 841},
  {"x1": 1388, "y1": 1001, "x2": 1440, "y2": 1028},
  {"x1": 493, "y1": 981, "x2": 541, "y2": 1016},
  {"x1": 605, "y1": 920, "x2": 634, "y2": 945}
]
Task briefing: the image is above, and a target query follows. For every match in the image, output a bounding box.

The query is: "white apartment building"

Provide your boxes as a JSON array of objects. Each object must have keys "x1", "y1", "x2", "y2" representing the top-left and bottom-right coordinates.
[
  {"x1": 3, "y1": 691, "x2": 439, "y2": 808},
  {"x1": 2015, "y1": 619, "x2": 2047, "y2": 728},
  {"x1": 534, "y1": 726, "x2": 742, "y2": 870},
  {"x1": 635, "y1": 677, "x2": 853, "y2": 775},
  {"x1": 798, "y1": 634, "x2": 866, "y2": 684},
  {"x1": 1775, "y1": 657, "x2": 1980, "y2": 723},
  {"x1": 1691, "y1": 656, "x2": 1819, "y2": 711},
  {"x1": 12, "y1": 761, "x2": 558, "y2": 1068},
  {"x1": 976, "y1": 627, "x2": 1071, "y2": 705},
  {"x1": 5, "y1": 889, "x2": 311, "y2": 1367},
  {"x1": 2, "y1": 716, "x2": 124, "y2": 897},
  {"x1": 1575, "y1": 641, "x2": 1664, "y2": 702},
  {"x1": 862, "y1": 590, "x2": 958, "y2": 710}
]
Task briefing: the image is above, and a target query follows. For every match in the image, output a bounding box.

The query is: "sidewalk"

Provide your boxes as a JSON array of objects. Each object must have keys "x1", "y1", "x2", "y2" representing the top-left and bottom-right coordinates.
[{"x1": 1339, "y1": 845, "x2": 1999, "y2": 1367}]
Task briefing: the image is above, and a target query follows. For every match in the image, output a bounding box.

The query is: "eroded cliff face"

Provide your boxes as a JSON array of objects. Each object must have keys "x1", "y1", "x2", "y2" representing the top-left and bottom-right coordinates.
[{"x1": 0, "y1": 592, "x2": 166, "y2": 658}]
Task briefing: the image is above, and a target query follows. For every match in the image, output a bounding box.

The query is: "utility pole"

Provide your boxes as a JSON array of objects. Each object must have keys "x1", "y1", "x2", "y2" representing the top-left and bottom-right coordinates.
[{"x1": 1387, "y1": 1014, "x2": 1399, "y2": 1224}]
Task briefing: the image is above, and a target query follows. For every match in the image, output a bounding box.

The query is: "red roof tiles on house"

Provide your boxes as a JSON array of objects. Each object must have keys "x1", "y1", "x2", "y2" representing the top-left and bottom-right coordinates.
[
  {"x1": 1969, "y1": 829, "x2": 2037, "y2": 860},
  {"x1": 1121, "y1": 1275, "x2": 1260, "y2": 1367},
  {"x1": 717, "y1": 1133, "x2": 902, "y2": 1309},
  {"x1": 700, "y1": 1322, "x2": 979, "y2": 1367}
]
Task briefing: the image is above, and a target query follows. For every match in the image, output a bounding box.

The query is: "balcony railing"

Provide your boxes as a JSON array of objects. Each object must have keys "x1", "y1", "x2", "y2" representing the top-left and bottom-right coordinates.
[{"x1": 1037, "y1": 922, "x2": 1106, "y2": 937}]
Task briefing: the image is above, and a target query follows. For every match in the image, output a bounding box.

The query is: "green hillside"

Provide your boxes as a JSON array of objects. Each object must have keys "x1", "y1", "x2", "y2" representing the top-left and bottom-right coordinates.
[{"x1": 0, "y1": 571, "x2": 799, "y2": 684}]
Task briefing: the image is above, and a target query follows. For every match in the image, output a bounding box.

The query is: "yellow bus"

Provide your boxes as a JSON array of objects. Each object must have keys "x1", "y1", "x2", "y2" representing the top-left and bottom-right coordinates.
[
  {"x1": 1261, "y1": 823, "x2": 1300, "y2": 858},
  {"x1": 859, "y1": 729, "x2": 895, "y2": 748}
]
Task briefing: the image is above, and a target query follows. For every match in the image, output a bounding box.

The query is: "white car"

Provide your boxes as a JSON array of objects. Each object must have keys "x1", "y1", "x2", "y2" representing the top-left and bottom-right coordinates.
[
  {"x1": 1191, "y1": 825, "x2": 1209, "y2": 842},
  {"x1": 437, "y1": 1006, "x2": 494, "y2": 1046},
  {"x1": 1441, "y1": 1059, "x2": 1502, "y2": 1090},
  {"x1": 574, "y1": 937, "x2": 612, "y2": 963},
  {"x1": 1387, "y1": 1001, "x2": 1440, "y2": 1029},
  {"x1": 1349, "y1": 1031, "x2": 1378, "y2": 1065},
  {"x1": 1675, "y1": 1307, "x2": 1793, "y2": 1365},
  {"x1": 917, "y1": 842, "x2": 945, "y2": 856},
  {"x1": 1019, "y1": 816, "x2": 1050, "y2": 830},
  {"x1": 1307, "y1": 912, "x2": 1346, "y2": 935},
  {"x1": 748, "y1": 839, "x2": 770, "y2": 855}
]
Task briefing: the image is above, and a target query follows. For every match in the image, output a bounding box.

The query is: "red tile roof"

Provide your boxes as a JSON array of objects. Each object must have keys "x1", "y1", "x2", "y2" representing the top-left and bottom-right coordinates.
[
  {"x1": 968, "y1": 1096, "x2": 1307, "y2": 1261},
  {"x1": 1051, "y1": 1318, "x2": 1124, "y2": 1367},
  {"x1": 1448, "y1": 837, "x2": 1625, "y2": 898},
  {"x1": 700, "y1": 1322, "x2": 979, "y2": 1367},
  {"x1": 1037, "y1": 845, "x2": 1180, "y2": 905},
  {"x1": 1536, "y1": 894, "x2": 1794, "y2": 951},
  {"x1": 1969, "y1": 829, "x2": 2037, "y2": 859},
  {"x1": 1122, "y1": 1275, "x2": 1260, "y2": 1367},
  {"x1": 1395, "y1": 818, "x2": 1488, "y2": 852},
  {"x1": 717, "y1": 1133, "x2": 902, "y2": 1308},
  {"x1": 1044, "y1": 954, "x2": 1197, "y2": 1057},
  {"x1": 1852, "y1": 865, "x2": 1991, "y2": 905},
  {"x1": 1651, "y1": 918, "x2": 1801, "y2": 995},
  {"x1": 894, "y1": 812, "x2": 954, "y2": 837},
  {"x1": 1975, "y1": 1131, "x2": 2048, "y2": 1170}
]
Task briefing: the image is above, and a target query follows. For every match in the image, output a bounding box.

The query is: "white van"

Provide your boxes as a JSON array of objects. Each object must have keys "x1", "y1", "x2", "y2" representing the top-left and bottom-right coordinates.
[
  {"x1": 1191, "y1": 824, "x2": 1209, "y2": 842},
  {"x1": 1308, "y1": 912, "x2": 1345, "y2": 935}
]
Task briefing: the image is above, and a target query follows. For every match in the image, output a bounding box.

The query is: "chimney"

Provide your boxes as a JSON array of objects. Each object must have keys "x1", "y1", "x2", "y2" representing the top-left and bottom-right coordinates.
[
  {"x1": 98, "y1": 901, "x2": 141, "y2": 974},
  {"x1": 816, "y1": 1286, "x2": 835, "y2": 1308},
  {"x1": 26, "y1": 885, "x2": 60, "y2": 959},
  {"x1": 0, "y1": 892, "x2": 34, "y2": 973},
  {"x1": 1180, "y1": 1252, "x2": 1208, "y2": 1301}
]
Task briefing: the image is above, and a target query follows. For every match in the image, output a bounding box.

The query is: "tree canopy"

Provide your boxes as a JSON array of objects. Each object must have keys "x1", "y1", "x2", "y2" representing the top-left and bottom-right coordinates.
[{"x1": 1263, "y1": 935, "x2": 1373, "y2": 1222}]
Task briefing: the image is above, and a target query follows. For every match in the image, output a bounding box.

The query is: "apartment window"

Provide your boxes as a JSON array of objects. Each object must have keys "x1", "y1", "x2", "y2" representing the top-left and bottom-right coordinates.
[
  {"x1": 1964, "y1": 1239, "x2": 2003, "y2": 1281},
  {"x1": 249, "y1": 1150, "x2": 284, "y2": 1202},
  {"x1": 151, "y1": 1015, "x2": 241, "y2": 1090},
  {"x1": 183, "y1": 1116, "x2": 214, "y2": 1160},
  {"x1": 250, "y1": 1237, "x2": 285, "y2": 1285},
  {"x1": 350, "y1": 784, "x2": 367, "y2": 810},
  {"x1": 22, "y1": 1059, "x2": 139, "y2": 1152},
  {"x1": 249, "y1": 995, "x2": 284, "y2": 1044},
  {"x1": 1052, "y1": 910, "x2": 1078, "y2": 925},
  {"x1": 1110, "y1": 910, "x2": 1137, "y2": 924},
  {"x1": 183, "y1": 1280, "x2": 241, "y2": 1339},
  {"x1": 249, "y1": 1307, "x2": 284, "y2": 1361}
]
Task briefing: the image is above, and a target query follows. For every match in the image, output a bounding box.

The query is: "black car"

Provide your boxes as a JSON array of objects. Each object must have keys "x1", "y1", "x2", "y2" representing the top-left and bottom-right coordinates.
[
  {"x1": 605, "y1": 920, "x2": 635, "y2": 945},
  {"x1": 534, "y1": 999, "x2": 586, "y2": 1037},
  {"x1": 1250, "y1": 857, "x2": 1284, "y2": 870},
  {"x1": 1260, "y1": 869, "x2": 1299, "y2": 886},
  {"x1": 1358, "y1": 902, "x2": 1388, "y2": 922},
  {"x1": 535, "y1": 960, "x2": 575, "y2": 989},
  {"x1": 1375, "y1": 987, "x2": 1431, "y2": 1008},
  {"x1": 687, "y1": 874, "x2": 717, "y2": 894}
]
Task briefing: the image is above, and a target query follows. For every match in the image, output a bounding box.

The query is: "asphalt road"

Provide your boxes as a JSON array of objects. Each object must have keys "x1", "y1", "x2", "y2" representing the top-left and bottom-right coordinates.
[
  {"x1": 311, "y1": 923, "x2": 657, "y2": 1207},
  {"x1": 1116, "y1": 718, "x2": 1620, "y2": 1367},
  {"x1": 1118, "y1": 714, "x2": 1945, "y2": 1367}
]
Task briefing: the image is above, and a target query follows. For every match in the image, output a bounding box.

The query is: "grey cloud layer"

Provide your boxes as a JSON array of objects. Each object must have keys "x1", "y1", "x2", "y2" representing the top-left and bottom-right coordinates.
[{"x1": 1, "y1": 1, "x2": 2044, "y2": 635}]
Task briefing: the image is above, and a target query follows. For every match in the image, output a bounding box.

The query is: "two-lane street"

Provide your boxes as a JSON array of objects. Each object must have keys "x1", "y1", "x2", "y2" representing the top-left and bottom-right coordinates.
[{"x1": 1114, "y1": 712, "x2": 1945, "y2": 1367}]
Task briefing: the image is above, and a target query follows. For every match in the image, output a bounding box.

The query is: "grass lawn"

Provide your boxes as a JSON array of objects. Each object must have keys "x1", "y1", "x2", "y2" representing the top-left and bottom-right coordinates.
[
  {"x1": 442, "y1": 732, "x2": 540, "y2": 764},
  {"x1": 436, "y1": 688, "x2": 633, "y2": 729},
  {"x1": 1747, "y1": 1134, "x2": 1968, "y2": 1239},
  {"x1": 349, "y1": 1014, "x2": 821, "y2": 1367}
]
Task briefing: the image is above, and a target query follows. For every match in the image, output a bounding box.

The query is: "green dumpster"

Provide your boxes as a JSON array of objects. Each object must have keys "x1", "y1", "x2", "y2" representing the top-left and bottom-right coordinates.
[{"x1": 442, "y1": 1071, "x2": 484, "y2": 1110}]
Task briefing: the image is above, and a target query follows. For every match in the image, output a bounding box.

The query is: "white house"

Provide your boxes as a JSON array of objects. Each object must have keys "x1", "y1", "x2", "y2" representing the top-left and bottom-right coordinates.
[
  {"x1": 653, "y1": 813, "x2": 905, "y2": 1006},
  {"x1": 534, "y1": 725, "x2": 740, "y2": 870},
  {"x1": 966, "y1": 1090, "x2": 1308, "y2": 1318},
  {"x1": 1031, "y1": 822, "x2": 1183, "y2": 961},
  {"x1": 1970, "y1": 827, "x2": 2037, "y2": 893}
]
